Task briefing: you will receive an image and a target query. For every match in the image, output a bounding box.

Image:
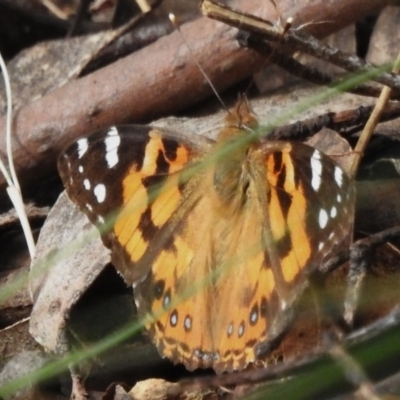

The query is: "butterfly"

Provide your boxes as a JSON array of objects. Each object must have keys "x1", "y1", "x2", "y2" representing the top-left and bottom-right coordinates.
[{"x1": 58, "y1": 96, "x2": 355, "y2": 373}]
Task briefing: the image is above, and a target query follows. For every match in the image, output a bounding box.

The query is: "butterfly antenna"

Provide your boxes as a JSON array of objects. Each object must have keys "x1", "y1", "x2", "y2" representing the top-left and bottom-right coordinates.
[{"x1": 169, "y1": 13, "x2": 230, "y2": 114}]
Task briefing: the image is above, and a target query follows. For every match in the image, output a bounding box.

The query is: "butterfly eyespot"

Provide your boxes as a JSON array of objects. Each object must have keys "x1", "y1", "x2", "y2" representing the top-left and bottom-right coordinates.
[
  {"x1": 184, "y1": 316, "x2": 192, "y2": 332},
  {"x1": 238, "y1": 321, "x2": 245, "y2": 338},
  {"x1": 153, "y1": 280, "x2": 165, "y2": 299},
  {"x1": 58, "y1": 97, "x2": 355, "y2": 373},
  {"x1": 163, "y1": 289, "x2": 171, "y2": 308},
  {"x1": 260, "y1": 296, "x2": 268, "y2": 317},
  {"x1": 249, "y1": 303, "x2": 259, "y2": 326},
  {"x1": 227, "y1": 323, "x2": 234, "y2": 338},
  {"x1": 170, "y1": 309, "x2": 178, "y2": 327}
]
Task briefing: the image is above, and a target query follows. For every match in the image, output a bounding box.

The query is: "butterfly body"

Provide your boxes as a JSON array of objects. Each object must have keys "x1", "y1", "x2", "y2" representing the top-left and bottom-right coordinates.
[{"x1": 58, "y1": 98, "x2": 355, "y2": 373}]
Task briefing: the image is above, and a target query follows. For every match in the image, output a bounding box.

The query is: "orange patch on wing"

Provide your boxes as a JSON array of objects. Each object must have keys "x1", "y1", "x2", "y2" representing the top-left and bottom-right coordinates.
[
  {"x1": 116, "y1": 174, "x2": 147, "y2": 244},
  {"x1": 280, "y1": 252, "x2": 300, "y2": 283},
  {"x1": 149, "y1": 130, "x2": 191, "y2": 174},
  {"x1": 142, "y1": 133, "x2": 164, "y2": 175},
  {"x1": 151, "y1": 175, "x2": 182, "y2": 227},
  {"x1": 266, "y1": 150, "x2": 312, "y2": 284},
  {"x1": 121, "y1": 169, "x2": 146, "y2": 205},
  {"x1": 282, "y1": 152, "x2": 295, "y2": 192},
  {"x1": 126, "y1": 230, "x2": 148, "y2": 262},
  {"x1": 175, "y1": 237, "x2": 194, "y2": 281},
  {"x1": 279, "y1": 152, "x2": 307, "y2": 282},
  {"x1": 167, "y1": 143, "x2": 190, "y2": 172},
  {"x1": 260, "y1": 264, "x2": 276, "y2": 300},
  {"x1": 269, "y1": 188, "x2": 286, "y2": 241},
  {"x1": 116, "y1": 169, "x2": 149, "y2": 262},
  {"x1": 284, "y1": 183, "x2": 311, "y2": 283},
  {"x1": 266, "y1": 155, "x2": 279, "y2": 186}
]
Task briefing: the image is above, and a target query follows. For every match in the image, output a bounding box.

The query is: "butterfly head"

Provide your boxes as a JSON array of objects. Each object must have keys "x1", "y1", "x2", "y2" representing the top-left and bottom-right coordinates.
[{"x1": 223, "y1": 94, "x2": 259, "y2": 135}]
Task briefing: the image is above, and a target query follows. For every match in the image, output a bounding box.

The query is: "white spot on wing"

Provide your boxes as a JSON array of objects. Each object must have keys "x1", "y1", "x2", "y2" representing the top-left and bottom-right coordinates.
[
  {"x1": 163, "y1": 294, "x2": 170, "y2": 307},
  {"x1": 311, "y1": 150, "x2": 322, "y2": 191},
  {"x1": 250, "y1": 311, "x2": 257, "y2": 323},
  {"x1": 319, "y1": 209, "x2": 329, "y2": 229},
  {"x1": 77, "y1": 138, "x2": 89, "y2": 159},
  {"x1": 170, "y1": 312, "x2": 177, "y2": 326},
  {"x1": 318, "y1": 242, "x2": 325, "y2": 250},
  {"x1": 78, "y1": 165, "x2": 83, "y2": 173},
  {"x1": 238, "y1": 323, "x2": 244, "y2": 337},
  {"x1": 94, "y1": 183, "x2": 106, "y2": 203},
  {"x1": 83, "y1": 179, "x2": 90, "y2": 190},
  {"x1": 334, "y1": 166, "x2": 343, "y2": 187},
  {"x1": 105, "y1": 126, "x2": 121, "y2": 168},
  {"x1": 330, "y1": 206, "x2": 337, "y2": 218},
  {"x1": 337, "y1": 194, "x2": 342, "y2": 203}
]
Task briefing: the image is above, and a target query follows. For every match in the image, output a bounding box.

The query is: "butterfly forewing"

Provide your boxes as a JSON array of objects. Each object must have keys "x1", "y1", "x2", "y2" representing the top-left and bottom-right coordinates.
[
  {"x1": 58, "y1": 125, "x2": 208, "y2": 283},
  {"x1": 261, "y1": 141, "x2": 354, "y2": 296}
]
